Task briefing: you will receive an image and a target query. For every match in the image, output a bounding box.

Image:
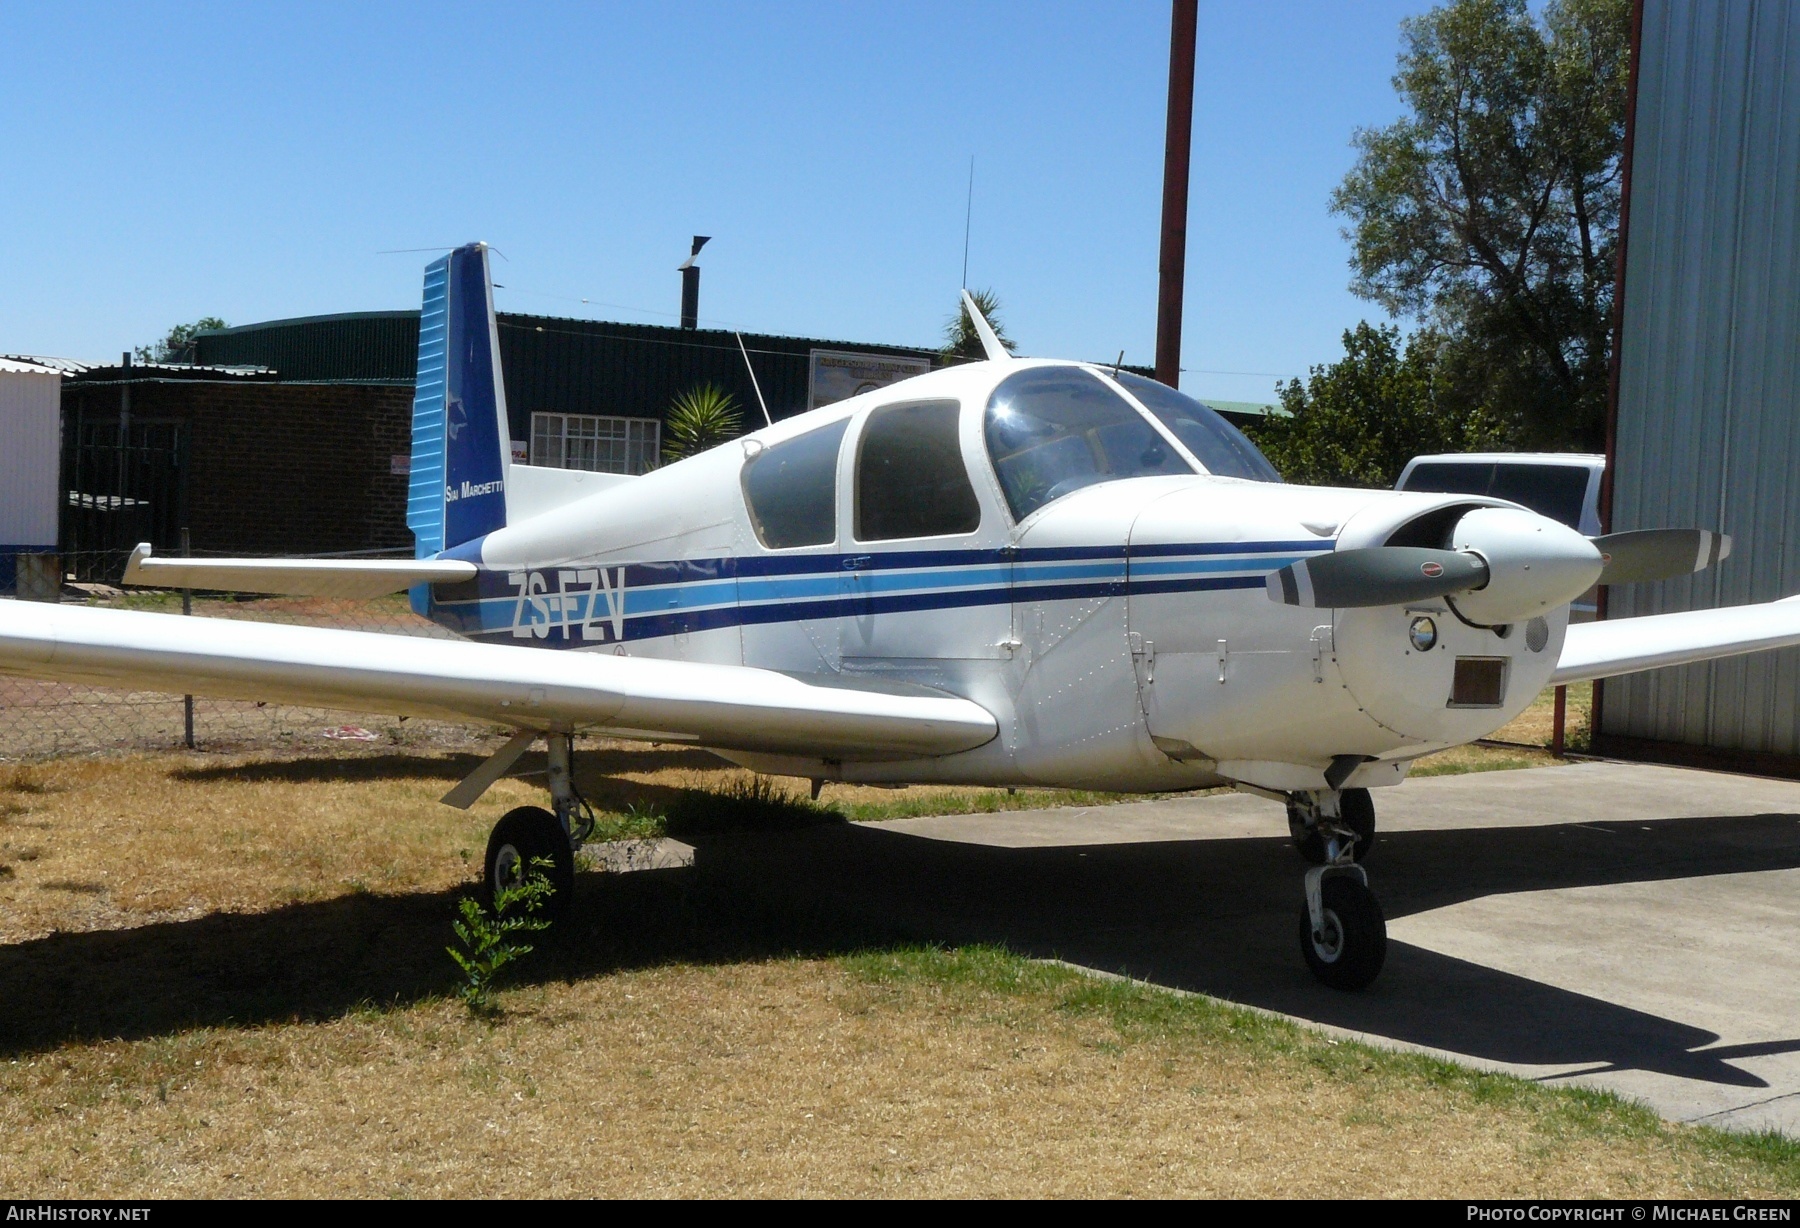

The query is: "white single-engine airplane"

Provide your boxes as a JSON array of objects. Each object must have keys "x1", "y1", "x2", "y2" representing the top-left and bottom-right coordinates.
[{"x1": 7, "y1": 244, "x2": 1798, "y2": 989}]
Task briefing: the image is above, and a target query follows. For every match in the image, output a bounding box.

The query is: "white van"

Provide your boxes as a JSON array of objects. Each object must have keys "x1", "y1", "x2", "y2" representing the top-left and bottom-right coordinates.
[
  {"x1": 1395, "y1": 453, "x2": 1605, "y2": 536},
  {"x1": 1395, "y1": 452, "x2": 1606, "y2": 618}
]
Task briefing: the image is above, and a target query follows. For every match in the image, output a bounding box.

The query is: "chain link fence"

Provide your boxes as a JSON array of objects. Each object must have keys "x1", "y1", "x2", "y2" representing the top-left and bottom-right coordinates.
[{"x1": 0, "y1": 551, "x2": 505, "y2": 761}]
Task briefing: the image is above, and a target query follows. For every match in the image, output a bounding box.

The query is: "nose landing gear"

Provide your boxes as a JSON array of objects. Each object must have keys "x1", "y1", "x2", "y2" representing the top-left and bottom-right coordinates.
[
  {"x1": 1288, "y1": 787, "x2": 1386, "y2": 990},
  {"x1": 1287, "y1": 787, "x2": 1375, "y2": 863}
]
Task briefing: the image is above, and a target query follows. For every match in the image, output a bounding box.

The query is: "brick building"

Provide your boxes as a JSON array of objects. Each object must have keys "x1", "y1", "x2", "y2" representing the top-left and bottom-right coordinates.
[{"x1": 59, "y1": 364, "x2": 414, "y2": 568}]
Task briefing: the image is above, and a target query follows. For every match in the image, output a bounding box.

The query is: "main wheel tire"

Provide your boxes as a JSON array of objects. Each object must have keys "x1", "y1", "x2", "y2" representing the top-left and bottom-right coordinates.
[
  {"x1": 1298, "y1": 875, "x2": 1387, "y2": 991},
  {"x1": 483, "y1": 805, "x2": 575, "y2": 920},
  {"x1": 1288, "y1": 789, "x2": 1377, "y2": 864}
]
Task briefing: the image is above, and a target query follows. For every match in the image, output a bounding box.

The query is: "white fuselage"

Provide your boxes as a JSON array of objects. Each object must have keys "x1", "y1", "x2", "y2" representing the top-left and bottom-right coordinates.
[{"x1": 436, "y1": 360, "x2": 1566, "y2": 794}]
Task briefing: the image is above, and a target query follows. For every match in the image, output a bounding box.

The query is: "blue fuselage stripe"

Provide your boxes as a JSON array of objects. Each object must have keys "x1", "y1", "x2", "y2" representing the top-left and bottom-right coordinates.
[{"x1": 428, "y1": 541, "x2": 1325, "y2": 646}]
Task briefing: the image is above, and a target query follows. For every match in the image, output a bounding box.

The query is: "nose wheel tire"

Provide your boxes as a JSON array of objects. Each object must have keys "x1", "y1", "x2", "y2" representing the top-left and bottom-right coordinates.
[
  {"x1": 1299, "y1": 873, "x2": 1387, "y2": 990},
  {"x1": 483, "y1": 805, "x2": 575, "y2": 920},
  {"x1": 1288, "y1": 787, "x2": 1376, "y2": 864}
]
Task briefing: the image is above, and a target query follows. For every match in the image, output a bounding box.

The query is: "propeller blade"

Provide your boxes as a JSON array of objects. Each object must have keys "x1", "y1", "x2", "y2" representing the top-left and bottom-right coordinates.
[
  {"x1": 1266, "y1": 548, "x2": 1489, "y2": 609},
  {"x1": 1592, "y1": 529, "x2": 1731, "y2": 585}
]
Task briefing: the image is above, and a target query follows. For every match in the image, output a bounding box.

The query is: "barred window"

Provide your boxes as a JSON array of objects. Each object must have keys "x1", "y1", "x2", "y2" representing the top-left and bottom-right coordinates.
[{"x1": 529, "y1": 413, "x2": 660, "y2": 475}]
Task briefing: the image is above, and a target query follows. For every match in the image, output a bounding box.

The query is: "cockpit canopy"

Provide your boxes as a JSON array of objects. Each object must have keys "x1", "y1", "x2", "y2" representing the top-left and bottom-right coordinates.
[
  {"x1": 983, "y1": 365, "x2": 1280, "y2": 521},
  {"x1": 738, "y1": 361, "x2": 1283, "y2": 550}
]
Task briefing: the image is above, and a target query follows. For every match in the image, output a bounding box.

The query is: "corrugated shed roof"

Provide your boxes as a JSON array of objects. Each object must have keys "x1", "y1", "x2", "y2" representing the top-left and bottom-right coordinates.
[
  {"x1": 62, "y1": 362, "x2": 275, "y2": 385},
  {"x1": 0, "y1": 355, "x2": 93, "y2": 375}
]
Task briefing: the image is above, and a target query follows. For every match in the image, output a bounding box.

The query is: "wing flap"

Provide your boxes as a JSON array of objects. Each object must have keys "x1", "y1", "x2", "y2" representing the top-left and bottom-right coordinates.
[
  {"x1": 0, "y1": 603, "x2": 996, "y2": 760},
  {"x1": 122, "y1": 544, "x2": 477, "y2": 599},
  {"x1": 1552, "y1": 596, "x2": 1800, "y2": 686}
]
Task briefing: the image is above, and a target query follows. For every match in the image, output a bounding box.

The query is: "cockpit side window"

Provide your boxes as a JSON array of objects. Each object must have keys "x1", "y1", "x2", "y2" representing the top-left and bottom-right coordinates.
[
  {"x1": 741, "y1": 418, "x2": 849, "y2": 549},
  {"x1": 1110, "y1": 371, "x2": 1282, "y2": 484},
  {"x1": 856, "y1": 400, "x2": 981, "y2": 541},
  {"x1": 983, "y1": 366, "x2": 1194, "y2": 522}
]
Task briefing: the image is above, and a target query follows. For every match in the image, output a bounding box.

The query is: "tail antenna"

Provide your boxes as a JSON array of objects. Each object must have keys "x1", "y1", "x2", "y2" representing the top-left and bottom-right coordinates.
[{"x1": 960, "y1": 289, "x2": 1010, "y2": 363}]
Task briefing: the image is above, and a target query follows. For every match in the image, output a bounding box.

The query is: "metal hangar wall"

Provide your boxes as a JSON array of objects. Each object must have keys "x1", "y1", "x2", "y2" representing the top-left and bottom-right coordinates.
[{"x1": 1601, "y1": 0, "x2": 1800, "y2": 768}]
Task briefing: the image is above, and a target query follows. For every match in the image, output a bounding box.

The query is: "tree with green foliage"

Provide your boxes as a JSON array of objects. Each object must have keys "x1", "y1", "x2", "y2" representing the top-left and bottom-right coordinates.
[
  {"x1": 1247, "y1": 322, "x2": 1506, "y2": 489},
  {"x1": 942, "y1": 288, "x2": 1017, "y2": 362},
  {"x1": 1332, "y1": 0, "x2": 1629, "y2": 450},
  {"x1": 663, "y1": 383, "x2": 743, "y2": 463},
  {"x1": 135, "y1": 317, "x2": 227, "y2": 364}
]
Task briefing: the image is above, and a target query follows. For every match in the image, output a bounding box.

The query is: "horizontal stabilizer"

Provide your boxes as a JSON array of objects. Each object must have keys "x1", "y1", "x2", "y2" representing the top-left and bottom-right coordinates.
[
  {"x1": 123, "y1": 543, "x2": 477, "y2": 599},
  {"x1": 1553, "y1": 595, "x2": 1800, "y2": 686},
  {"x1": 0, "y1": 602, "x2": 997, "y2": 761}
]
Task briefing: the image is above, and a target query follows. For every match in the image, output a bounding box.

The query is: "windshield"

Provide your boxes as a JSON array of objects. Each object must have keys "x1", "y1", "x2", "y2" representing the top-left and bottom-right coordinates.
[
  {"x1": 983, "y1": 366, "x2": 1194, "y2": 521},
  {"x1": 1110, "y1": 371, "x2": 1282, "y2": 483}
]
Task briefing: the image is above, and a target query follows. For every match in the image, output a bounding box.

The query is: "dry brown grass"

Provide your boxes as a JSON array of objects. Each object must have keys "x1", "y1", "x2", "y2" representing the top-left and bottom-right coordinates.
[
  {"x1": 0, "y1": 744, "x2": 1130, "y2": 944},
  {"x1": 1, "y1": 742, "x2": 1793, "y2": 1197},
  {"x1": 2, "y1": 949, "x2": 1792, "y2": 1198},
  {"x1": 1488, "y1": 681, "x2": 1594, "y2": 749}
]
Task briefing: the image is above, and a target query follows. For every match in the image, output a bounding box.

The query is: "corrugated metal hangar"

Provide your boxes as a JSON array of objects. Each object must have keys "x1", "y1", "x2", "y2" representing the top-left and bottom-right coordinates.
[
  {"x1": 0, "y1": 358, "x2": 63, "y2": 595},
  {"x1": 1599, "y1": 0, "x2": 1800, "y2": 771},
  {"x1": 192, "y1": 311, "x2": 947, "y2": 468},
  {"x1": 37, "y1": 307, "x2": 1197, "y2": 572}
]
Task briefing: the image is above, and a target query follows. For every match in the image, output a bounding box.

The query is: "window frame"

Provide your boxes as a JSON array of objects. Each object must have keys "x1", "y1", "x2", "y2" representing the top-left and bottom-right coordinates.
[
  {"x1": 739, "y1": 416, "x2": 851, "y2": 551},
  {"x1": 852, "y1": 398, "x2": 982, "y2": 544},
  {"x1": 528, "y1": 411, "x2": 661, "y2": 475}
]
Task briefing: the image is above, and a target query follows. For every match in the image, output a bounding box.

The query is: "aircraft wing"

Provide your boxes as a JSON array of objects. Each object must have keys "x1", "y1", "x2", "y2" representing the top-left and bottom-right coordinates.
[
  {"x1": 122, "y1": 544, "x2": 475, "y2": 600},
  {"x1": 0, "y1": 603, "x2": 997, "y2": 760},
  {"x1": 1552, "y1": 595, "x2": 1800, "y2": 686}
]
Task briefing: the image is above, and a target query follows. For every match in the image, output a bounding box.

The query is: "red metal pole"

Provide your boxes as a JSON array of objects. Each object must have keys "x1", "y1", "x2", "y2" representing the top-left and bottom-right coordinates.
[
  {"x1": 1155, "y1": 0, "x2": 1198, "y2": 389},
  {"x1": 1593, "y1": 0, "x2": 1646, "y2": 748}
]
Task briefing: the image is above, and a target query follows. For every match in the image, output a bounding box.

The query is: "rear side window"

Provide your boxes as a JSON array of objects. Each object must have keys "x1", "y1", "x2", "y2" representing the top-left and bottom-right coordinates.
[
  {"x1": 1402, "y1": 461, "x2": 1590, "y2": 530},
  {"x1": 741, "y1": 418, "x2": 849, "y2": 548},
  {"x1": 856, "y1": 400, "x2": 981, "y2": 541},
  {"x1": 984, "y1": 366, "x2": 1194, "y2": 521},
  {"x1": 1111, "y1": 371, "x2": 1282, "y2": 483}
]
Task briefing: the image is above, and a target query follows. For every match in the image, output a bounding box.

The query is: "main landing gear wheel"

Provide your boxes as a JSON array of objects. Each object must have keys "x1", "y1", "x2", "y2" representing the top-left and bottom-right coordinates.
[
  {"x1": 1298, "y1": 872, "x2": 1386, "y2": 991},
  {"x1": 483, "y1": 805, "x2": 575, "y2": 919},
  {"x1": 1288, "y1": 787, "x2": 1375, "y2": 864}
]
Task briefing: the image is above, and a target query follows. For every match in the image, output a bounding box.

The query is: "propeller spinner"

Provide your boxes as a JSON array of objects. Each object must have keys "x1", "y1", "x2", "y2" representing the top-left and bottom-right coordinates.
[
  {"x1": 1269, "y1": 510, "x2": 1733, "y2": 620},
  {"x1": 1268, "y1": 507, "x2": 1605, "y2": 623}
]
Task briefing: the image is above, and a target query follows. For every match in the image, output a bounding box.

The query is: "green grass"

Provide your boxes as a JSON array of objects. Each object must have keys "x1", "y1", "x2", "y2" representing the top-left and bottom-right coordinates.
[
  {"x1": 832, "y1": 786, "x2": 1177, "y2": 823},
  {"x1": 582, "y1": 779, "x2": 1174, "y2": 842},
  {"x1": 844, "y1": 945, "x2": 1800, "y2": 1185},
  {"x1": 1412, "y1": 752, "x2": 1545, "y2": 777}
]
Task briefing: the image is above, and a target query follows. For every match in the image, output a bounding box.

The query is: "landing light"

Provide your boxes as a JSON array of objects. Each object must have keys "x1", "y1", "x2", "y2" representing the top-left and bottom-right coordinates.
[{"x1": 1408, "y1": 616, "x2": 1438, "y2": 653}]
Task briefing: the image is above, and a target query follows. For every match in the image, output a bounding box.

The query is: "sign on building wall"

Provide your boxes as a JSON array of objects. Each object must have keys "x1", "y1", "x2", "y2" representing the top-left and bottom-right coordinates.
[{"x1": 807, "y1": 350, "x2": 933, "y2": 411}]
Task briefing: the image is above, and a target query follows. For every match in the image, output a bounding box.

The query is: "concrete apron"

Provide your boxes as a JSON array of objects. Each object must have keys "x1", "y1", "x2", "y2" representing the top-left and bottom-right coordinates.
[{"x1": 693, "y1": 761, "x2": 1800, "y2": 1135}]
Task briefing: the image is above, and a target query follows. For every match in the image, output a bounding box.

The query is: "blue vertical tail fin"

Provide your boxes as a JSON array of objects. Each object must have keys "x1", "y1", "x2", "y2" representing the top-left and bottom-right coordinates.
[{"x1": 407, "y1": 243, "x2": 510, "y2": 565}]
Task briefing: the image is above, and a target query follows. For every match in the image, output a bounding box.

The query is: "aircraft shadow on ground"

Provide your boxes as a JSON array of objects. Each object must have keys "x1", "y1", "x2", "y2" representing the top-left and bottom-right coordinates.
[
  {"x1": 168, "y1": 746, "x2": 725, "y2": 786},
  {"x1": 0, "y1": 867, "x2": 876, "y2": 1058},
  {"x1": 5, "y1": 810, "x2": 1799, "y2": 1087},
  {"x1": 688, "y1": 811, "x2": 1800, "y2": 1089}
]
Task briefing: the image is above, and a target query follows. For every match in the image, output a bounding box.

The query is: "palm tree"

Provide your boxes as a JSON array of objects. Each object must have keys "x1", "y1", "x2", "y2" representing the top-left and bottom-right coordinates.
[
  {"x1": 663, "y1": 383, "x2": 744, "y2": 462},
  {"x1": 941, "y1": 288, "x2": 1017, "y2": 362}
]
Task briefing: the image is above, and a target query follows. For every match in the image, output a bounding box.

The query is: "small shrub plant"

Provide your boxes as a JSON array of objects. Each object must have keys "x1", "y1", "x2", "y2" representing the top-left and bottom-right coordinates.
[{"x1": 447, "y1": 857, "x2": 554, "y2": 1014}]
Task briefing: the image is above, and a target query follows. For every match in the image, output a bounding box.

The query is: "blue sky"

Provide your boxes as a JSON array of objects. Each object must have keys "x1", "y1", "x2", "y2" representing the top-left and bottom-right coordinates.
[{"x1": 2, "y1": 1, "x2": 1429, "y2": 403}]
